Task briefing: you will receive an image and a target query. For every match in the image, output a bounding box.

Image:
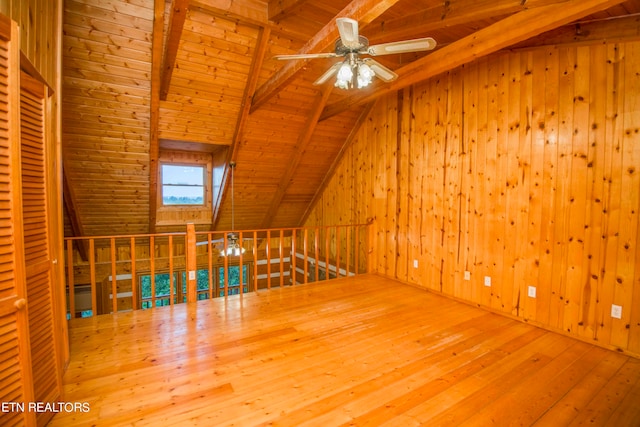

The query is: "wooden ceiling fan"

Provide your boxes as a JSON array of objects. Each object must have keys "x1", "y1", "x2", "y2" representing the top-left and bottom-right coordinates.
[{"x1": 274, "y1": 17, "x2": 436, "y2": 89}]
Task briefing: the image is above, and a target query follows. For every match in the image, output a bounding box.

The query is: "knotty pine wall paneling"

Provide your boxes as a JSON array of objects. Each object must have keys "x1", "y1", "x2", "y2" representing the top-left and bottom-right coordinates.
[
  {"x1": 615, "y1": 42, "x2": 640, "y2": 353},
  {"x1": 0, "y1": 0, "x2": 58, "y2": 84},
  {"x1": 305, "y1": 42, "x2": 640, "y2": 356}
]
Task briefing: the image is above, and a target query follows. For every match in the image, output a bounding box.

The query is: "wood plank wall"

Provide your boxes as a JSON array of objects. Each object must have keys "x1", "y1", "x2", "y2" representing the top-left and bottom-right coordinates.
[
  {"x1": 305, "y1": 42, "x2": 640, "y2": 356},
  {"x1": 0, "y1": 0, "x2": 59, "y2": 84}
]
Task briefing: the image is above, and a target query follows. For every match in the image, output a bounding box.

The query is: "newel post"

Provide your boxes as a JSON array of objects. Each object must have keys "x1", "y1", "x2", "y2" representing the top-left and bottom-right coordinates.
[{"x1": 186, "y1": 223, "x2": 197, "y2": 303}]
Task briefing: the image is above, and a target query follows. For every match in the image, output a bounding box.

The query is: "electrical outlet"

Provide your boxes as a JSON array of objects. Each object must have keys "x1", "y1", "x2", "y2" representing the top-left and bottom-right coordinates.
[
  {"x1": 611, "y1": 304, "x2": 622, "y2": 319},
  {"x1": 464, "y1": 271, "x2": 471, "y2": 281},
  {"x1": 527, "y1": 286, "x2": 537, "y2": 298},
  {"x1": 188, "y1": 270, "x2": 196, "y2": 281},
  {"x1": 413, "y1": 259, "x2": 419, "y2": 269},
  {"x1": 484, "y1": 276, "x2": 491, "y2": 287}
]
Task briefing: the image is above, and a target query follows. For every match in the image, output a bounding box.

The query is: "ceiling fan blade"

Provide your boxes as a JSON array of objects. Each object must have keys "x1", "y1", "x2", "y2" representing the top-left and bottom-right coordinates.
[
  {"x1": 314, "y1": 62, "x2": 342, "y2": 85},
  {"x1": 362, "y1": 58, "x2": 397, "y2": 82},
  {"x1": 336, "y1": 17, "x2": 359, "y2": 48},
  {"x1": 274, "y1": 52, "x2": 338, "y2": 60},
  {"x1": 367, "y1": 37, "x2": 437, "y2": 56}
]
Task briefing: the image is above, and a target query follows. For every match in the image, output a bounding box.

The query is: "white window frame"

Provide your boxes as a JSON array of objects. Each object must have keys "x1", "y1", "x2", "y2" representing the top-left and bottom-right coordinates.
[{"x1": 160, "y1": 163, "x2": 206, "y2": 206}]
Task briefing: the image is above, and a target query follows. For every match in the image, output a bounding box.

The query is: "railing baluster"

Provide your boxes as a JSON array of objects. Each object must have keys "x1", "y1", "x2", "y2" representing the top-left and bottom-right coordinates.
[
  {"x1": 169, "y1": 235, "x2": 174, "y2": 305},
  {"x1": 223, "y1": 233, "x2": 229, "y2": 296},
  {"x1": 266, "y1": 229, "x2": 271, "y2": 289},
  {"x1": 314, "y1": 227, "x2": 319, "y2": 282},
  {"x1": 131, "y1": 237, "x2": 137, "y2": 310},
  {"x1": 208, "y1": 233, "x2": 214, "y2": 299},
  {"x1": 367, "y1": 221, "x2": 375, "y2": 274},
  {"x1": 110, "y1": 237, "x2": 117, "y2": 313},
  {"x1": 150, "y1": 235, "x2": 156, "y2": 308},
  {"x1": 336, "y1": 227, "x2": 341, "y2": 278},
  {"x1": 325, "y1": 227, "x2": 330, "y2": 281},
  {"x1": 346, "y1": 226, "x2": 351, "y2": 277},
  {"x1": 239, "y1": 231, "x2": 244, "y2": 295},
  {"x1": 279, "y1": 230, "x2": 284, "y2": 287},
  {"x1": 291, "y1": 229, "x2": 296, "y2": 285},
  {"x1": 354, "y1": 226, "x2": 360, "y2": 276},
  {"x1": 303, "y1": 228, "x2": 308, "y2": 284},
  {"x1": 253, "y1": 231, "x2": 258, "y2": 292},
  {"x1": 89, "y1": 238, "x2": 97, "y2": 315},
  {"x1": 66, "y1": 239, "x2": 75, "y2": 318}
]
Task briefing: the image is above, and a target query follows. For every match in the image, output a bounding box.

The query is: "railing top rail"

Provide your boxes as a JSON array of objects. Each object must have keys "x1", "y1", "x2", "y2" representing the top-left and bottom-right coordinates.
[
  {"x1": 64, "y1": 232, "x2": 187, "y2": 241},
  {"x1": 195, "y1": 223, "x2": 372, "y2": 235},
  {"x1": 64, "y1": 223, "x2": 373, "y2": 242}
]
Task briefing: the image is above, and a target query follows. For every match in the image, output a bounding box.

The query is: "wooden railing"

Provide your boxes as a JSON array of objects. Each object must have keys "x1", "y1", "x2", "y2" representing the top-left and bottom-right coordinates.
[{"x1": 63, "y1": 223, "x2": 372, "y2": 318}]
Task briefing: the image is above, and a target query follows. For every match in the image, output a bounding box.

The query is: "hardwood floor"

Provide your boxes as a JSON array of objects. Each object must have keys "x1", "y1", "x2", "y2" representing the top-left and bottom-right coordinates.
[{"x1": 50, "y1": 274, "x2": 640, "y2": 426}]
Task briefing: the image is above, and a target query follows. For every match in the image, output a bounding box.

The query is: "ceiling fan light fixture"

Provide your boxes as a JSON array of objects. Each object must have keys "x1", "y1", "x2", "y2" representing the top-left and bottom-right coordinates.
[
  {"x1": 357, "y1": 62, "x2": 374, "y2": 88},
  {"x1": 334, "y1": 59, "x2": 374, "y2": 89},
  {"x1": 224, "y1": 232, "x2": 245, "y2": 256},
  {"x1": 335, "y1": 62, "x2": 353, "y2": 89}
]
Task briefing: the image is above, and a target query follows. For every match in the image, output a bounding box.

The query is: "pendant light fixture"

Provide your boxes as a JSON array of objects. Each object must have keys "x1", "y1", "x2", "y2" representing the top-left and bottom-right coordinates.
[{"x1": 223, "y1": 161, "x2": 245, "y2": 257}]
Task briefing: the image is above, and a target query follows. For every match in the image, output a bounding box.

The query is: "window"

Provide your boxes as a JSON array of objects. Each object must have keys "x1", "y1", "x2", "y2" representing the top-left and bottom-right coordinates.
[
  {"x1": 155, "y1": 147, "x2": 227, "y2": 227},
  {"x1": 161, "y1": 164, "x2": 205, "y2": 205},
  {"x1": 138, "y1": 264, "x2": 252, "y2": 308},
  {"x1": 181, "y1": 269, "x2": 213, "y2": 301},
  {"x1": 217, "y1": 265, "x2": 249, "y2": 296},
  {"x1": 140, "y1": 272, "x2": 179, "y2": 308}
]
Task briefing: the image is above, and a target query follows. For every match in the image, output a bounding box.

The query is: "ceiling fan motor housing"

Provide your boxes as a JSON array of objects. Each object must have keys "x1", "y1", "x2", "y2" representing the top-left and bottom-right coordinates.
[{"x1": 335, "y1": 36, "x2": 369, "y2": 54}]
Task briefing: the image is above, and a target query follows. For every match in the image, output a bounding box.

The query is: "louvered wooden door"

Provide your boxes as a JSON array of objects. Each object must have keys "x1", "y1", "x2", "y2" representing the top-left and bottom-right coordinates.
[
  {"x1": 20, "y1": 70, "x2": 61, "y2": 426},
  {"x1": 0, "y1": 15, "x2": 37, "y2": 427}
]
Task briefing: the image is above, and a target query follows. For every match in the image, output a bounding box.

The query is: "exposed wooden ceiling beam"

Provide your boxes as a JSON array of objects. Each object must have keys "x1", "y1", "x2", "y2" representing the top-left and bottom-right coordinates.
[
  {"x1": 250, "y1": 0, "x2": 403, "y2": 113},
  {"x1": 189, "y1": 0, "x2": 269, "y2": 27},
  {"x1": 149, "y1": 0, "x2": 166, "y2": 233},
  {"x1": 364, "y1": 0, "x2": 573, "y2": 44},
  {"x1": 231, "y1": 25, "x2": 272, "y2": 164},
  {"x1": 320, "y1": 0, "x2": 627, "y2": 120},
  {"x1": 268, "y1": 0, "x2": 308, "y2": 21},
  {"x1": 510, "y1": 13, "x2": 640, "y2": 49},
  {"x1": 160, "y1": 0, "x2": 190, "y2": 101},
  {"x1": 261, "y1": 85, "x2": 333, "y2": 229},
  {"x1": 212, "y1": 26, "x2": 272, "y2": 229}
]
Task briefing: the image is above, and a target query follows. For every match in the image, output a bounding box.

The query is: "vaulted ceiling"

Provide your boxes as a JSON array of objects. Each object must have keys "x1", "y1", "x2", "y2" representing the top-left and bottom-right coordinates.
[{"x1": 61, "y1": 0, "x2": 640, "y2": 237}]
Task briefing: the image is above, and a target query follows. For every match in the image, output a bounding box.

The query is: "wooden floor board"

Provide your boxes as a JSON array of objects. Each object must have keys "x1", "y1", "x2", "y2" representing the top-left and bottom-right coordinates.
[{"x1": 49, "y1": 274, "x2": 640, "y2": 426}]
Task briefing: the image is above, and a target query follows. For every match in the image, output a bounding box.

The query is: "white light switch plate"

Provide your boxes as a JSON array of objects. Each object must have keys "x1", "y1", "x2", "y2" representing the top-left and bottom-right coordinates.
[
  {"x1": 611, "y1": 304, "x2": 622, "y2": 319},
  {"x1": 464, "y1": 271, "x2": 471, "y2": 281},
  {"x1": 484, "y1": 276, "x2": 491, "y2": 287},
  {"x1": 527, "y1": 286, "x2": 536, "y2": 298}
]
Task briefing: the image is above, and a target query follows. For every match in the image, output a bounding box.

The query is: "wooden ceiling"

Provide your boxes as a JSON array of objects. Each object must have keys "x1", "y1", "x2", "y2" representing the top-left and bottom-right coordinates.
[{"x1": 61, "y1": 0, "x2": 640, "y2": 237}]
